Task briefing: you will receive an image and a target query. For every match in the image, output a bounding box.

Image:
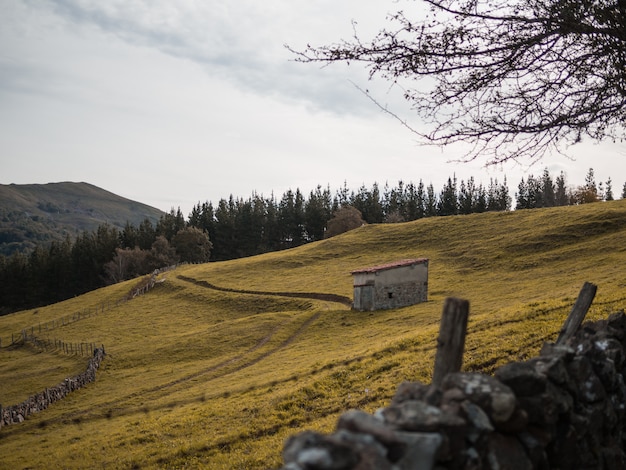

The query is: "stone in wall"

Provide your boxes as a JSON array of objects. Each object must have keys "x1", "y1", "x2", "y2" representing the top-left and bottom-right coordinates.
[
  {"x1": 279, "y1": 311, "x2": 626, "y2": 469},
  {"x1": 0, "y1": 347, "x2": 105, "y2": 428}
]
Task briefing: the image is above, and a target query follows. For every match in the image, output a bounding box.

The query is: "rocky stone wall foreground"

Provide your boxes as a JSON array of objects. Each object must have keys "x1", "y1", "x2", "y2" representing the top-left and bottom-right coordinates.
[
  {"x1": 280, "y1": 311, "x2": 626, "y2": 469},
  {"x1": 0, "y1": 347, "x2": 105, "y2": 428}
]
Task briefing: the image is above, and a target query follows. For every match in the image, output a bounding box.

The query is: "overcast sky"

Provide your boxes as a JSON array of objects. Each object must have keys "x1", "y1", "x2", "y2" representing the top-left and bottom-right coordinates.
[{"x1": 1, "y1": 0, "x2": 624, "y2": 216}]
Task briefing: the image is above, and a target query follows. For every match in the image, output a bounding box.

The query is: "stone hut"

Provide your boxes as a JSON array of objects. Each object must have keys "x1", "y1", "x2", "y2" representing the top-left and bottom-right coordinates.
[{"x1": 351, "y1": 258, "x2": 429, "y2": 311}]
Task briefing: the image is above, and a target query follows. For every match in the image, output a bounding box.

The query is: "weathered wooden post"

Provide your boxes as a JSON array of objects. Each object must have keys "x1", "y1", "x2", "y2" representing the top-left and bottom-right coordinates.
[
  {"x1": 556, "y1": 282, "x2": 597, "y2": 345},
  {"x1": 432, "y1": 297, "x2": 470, "y2": 387}
]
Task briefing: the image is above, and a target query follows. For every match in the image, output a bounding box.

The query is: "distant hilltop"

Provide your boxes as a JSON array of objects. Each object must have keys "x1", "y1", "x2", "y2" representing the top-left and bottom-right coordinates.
[{"x1": 0, "y1": 182, "x2": 164, "y2": 256}]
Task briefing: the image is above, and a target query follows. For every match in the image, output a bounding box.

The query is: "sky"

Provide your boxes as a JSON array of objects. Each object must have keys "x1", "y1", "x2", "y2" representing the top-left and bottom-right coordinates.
[{"x1": 1, "y1": 0, "x2": 625, "y2": 216}]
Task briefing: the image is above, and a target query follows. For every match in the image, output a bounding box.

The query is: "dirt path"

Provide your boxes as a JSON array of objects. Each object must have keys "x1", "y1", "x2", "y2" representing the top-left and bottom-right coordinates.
[
  {"x1": 8, "y1": 274, "x2": 345, "y2": 427},
  {"x1": 24, "y1": 309, "x2": 322, "y2": 427},
  {"x1": 177, "y1": 275, "x2": 353, "y2": 307},
  {"x1": 138, "y1": 310, "x2": 321, "y2": 396}
]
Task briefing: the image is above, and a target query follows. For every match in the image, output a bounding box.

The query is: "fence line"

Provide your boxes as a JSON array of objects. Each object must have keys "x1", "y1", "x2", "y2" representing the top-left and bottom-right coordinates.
[
  {"x1": 0, "y1": 347, "x2": 106, "y2": 428},
  {"x1": 20, "y1": 331, "x2": 98, "y2": 358},
  {"x1": 125, "y1": 268, "x2": 169, "y2": 300},
  {"x1": 1, "y1": 265, "x2": 178, "y2": 348},
  {"x1": 0, "y1": 264, "x2": 183, "y2": 427}
]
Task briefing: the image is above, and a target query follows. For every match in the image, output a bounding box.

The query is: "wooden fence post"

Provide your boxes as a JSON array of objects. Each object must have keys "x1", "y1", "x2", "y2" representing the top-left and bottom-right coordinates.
[
  {"x1": 432, "y1": 297, "x2": 470, "y2": 387},
  {"x1": 556, "y1": 282, "x2": 597, "y2": 345}
]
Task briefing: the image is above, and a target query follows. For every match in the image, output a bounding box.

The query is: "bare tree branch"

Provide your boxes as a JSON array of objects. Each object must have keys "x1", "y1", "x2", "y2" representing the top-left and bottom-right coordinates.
[{"x1": 287, "y1": 0, "x2": 626, "y2": 163}]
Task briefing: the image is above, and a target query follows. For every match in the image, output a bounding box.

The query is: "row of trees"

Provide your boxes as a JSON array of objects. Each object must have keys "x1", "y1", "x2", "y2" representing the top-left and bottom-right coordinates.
[
  {"x1": 0, "y1": 218, "x2": 211, "y2": 315},
  {"x1": 188, "y1": 168, "x2": 621, "y2": 261},
  {"x1": 1, "y1": 169, "x2": 622, "y2": 315},
  {"x1": 517, "y1": 168, "x2": 619, "y2": 209},
  {"x1": 188, "y1": 177, "x2": 512, "y2": 261}
]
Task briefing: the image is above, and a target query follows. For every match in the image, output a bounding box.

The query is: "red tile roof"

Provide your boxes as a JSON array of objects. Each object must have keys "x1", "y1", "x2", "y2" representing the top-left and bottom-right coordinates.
[{"x1": 351, "y1": 258, "x2": 428, "y2": 275}]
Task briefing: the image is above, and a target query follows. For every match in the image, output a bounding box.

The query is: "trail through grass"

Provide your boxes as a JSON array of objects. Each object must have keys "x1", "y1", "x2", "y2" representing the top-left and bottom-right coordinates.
[{"x1": 1, "y1": 200, "x2": 626, "y2": 469}]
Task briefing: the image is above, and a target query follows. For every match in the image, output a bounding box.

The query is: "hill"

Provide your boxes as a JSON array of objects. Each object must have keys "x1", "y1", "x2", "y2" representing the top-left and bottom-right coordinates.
[
  {"x1": 1, "y1": 200, "x2": 626, "y2": 468},
  {"x1": 0, "y1": 182, "x2": 165, "y2": 256}
]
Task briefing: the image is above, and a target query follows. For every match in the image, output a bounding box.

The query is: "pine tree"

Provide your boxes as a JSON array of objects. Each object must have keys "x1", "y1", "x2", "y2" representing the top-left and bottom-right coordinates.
[
  {"x1": 383, "y1": 181, "x2": 406, "y2": 222},
  {"x1": 437, "y1": 176, "x2": 458, "y2": 216},
  {"x1": 278, "y1": 189, "x2": 305, "y2": 248},
  {"x1": 516, "y1": 178, "x2": 529, "y2": 209},
  {"x1": 404, "y1": 181, "x2": 423, "y2": 221},
  {"x1": 156, "y1": 208, "x2": 186, "y2": 241},
  {"x1": 305, "y1": 185, "x2": 332, "y2": 241},
  {"x1": 485, "y1": 178, "x2": 510, "y2": 211},
  {"x1": 136, "y1": 218, "x2": 157, "y2": 250},
  {"x1": 457, "y1": 179, "x2": 473, "y2": 215},
  {"x1": 425, "y1": 184, "x2": 437, "y2": 217},
  {"x1": 498, "y1": 177, "x2": 512, "y2": 211},
  {"x1": 351, "y1": 183, "x2": 384, "y2": 224},
  {"x1": 233, "y1": 196, "x2": 261, "y2": 257},
  {"x1": 605, "y1": 178, "x2": 614, "y2": 201},
  {"x1": 0, "y1": 252, "x2": 28, "y2": 313},
  {"x1": 336, "y1": 181, "x2": 350, "y2": 208},
  {"x1": 527, "y1": 175, "x2": 543, "y2": 208},
  {"x1": 555, "y1": 172, "x2": 569, "y2": 206},
  {"x1": 474, "y1": 184, "x2": 487, "y2": 213},
  {"x1": 577, "y1": 168, "x2": 599, "y2": 203},
  {"x1": 188, "y1": 202, "x2": 216, "y2": 250},
  {"x1": 120, "y1": 221, "x2": 139, "y2": 249},
  {"x1": 263, "y1": 194, "x2": 280, "y2": 252},
  {"x1": 213, "y1": 197, "x2": 237, "y2": 260},
  {"x1": 46, "y1": 236, "x2": 74, "y2": 301},
  {"x1": 541, "y1": 169, "x2": 556, "y2": 207},
  {"x1": 415, "y1": 180, "x2": 426, "y2": 219}
]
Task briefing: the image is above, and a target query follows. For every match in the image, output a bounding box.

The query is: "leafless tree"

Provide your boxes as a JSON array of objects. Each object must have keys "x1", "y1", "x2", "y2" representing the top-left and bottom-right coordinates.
[
  {"x1": 289, "y1": 0, "x2": 626, "y2": 164},
  {"x1": 325, "y1": 206, "x2": 366, "y2": 238}
]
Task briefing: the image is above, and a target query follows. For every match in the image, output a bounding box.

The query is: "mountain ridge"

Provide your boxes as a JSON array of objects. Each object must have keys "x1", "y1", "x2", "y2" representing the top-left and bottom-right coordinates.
[{"x1": 0, "y1": 181, "x2": 165, "y2": 256}]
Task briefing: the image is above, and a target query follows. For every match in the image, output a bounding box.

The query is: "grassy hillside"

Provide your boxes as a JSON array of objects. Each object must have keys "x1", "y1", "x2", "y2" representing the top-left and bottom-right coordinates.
[
  {"x1": 0, "y1": 182, "x2": 164, "y2": 255},
  {"x1": 1, "y1": 200, "x2": 626, "y2": 469}
]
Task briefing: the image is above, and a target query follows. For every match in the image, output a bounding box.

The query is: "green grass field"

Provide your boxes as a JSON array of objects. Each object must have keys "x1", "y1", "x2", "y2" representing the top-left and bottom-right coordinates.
[{"x1": 2, "y1": 200, "x2": 626, "y2": 469}]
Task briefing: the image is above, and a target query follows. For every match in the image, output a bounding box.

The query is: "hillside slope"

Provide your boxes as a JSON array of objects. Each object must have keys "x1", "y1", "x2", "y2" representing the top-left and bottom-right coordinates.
[
  {"x1": 0, "y1": 182, "x2": 165, "y2": 255},
  {"x1": 1, "y1": 200, "x2": 626, "y2": 469}
]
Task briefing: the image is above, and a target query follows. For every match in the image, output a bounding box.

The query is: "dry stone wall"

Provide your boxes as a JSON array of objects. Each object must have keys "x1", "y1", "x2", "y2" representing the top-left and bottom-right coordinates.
[
  {"x1": 0, "y1": 347, "x2": 105, "y2": 428},
  {"x1": 279, "y1": 311, "x2": 626, "y2": 470}
]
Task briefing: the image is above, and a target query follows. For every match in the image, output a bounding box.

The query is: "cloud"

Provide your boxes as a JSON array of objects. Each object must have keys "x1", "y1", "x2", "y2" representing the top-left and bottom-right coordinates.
[
  {"x1": 4, "y1": 0, "x2": 622, "y2": 217},
  {"x1": 30, "y1": 0, "x2": 400, "y2": 116}
]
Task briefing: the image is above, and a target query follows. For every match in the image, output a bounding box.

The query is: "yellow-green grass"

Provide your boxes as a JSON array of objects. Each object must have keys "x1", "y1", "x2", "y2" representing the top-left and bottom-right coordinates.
[{"x1": 1, "y1": 200, "x2": 626, "y2": 469}]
